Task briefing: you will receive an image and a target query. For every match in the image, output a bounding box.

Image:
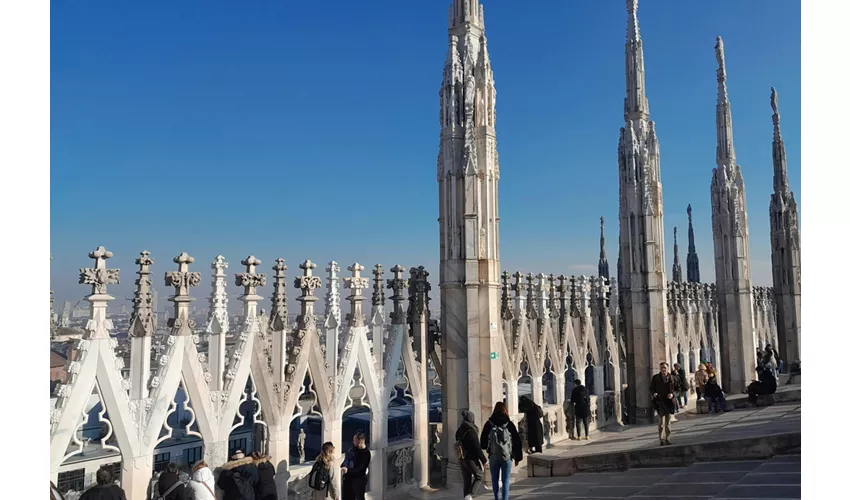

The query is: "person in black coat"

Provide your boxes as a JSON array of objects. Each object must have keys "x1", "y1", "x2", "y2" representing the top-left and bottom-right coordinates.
[
  {"x1": 79, "y1": 466, "x2": 126, "y2": 500},
  {"x1": 252, "y1": 452, "x2": 278, "y2": 500},
  {"x1": 455, "y1": 410, "x2": 487, "y2": 499},
  {"x1": 518, "y1": 395, "x2": 544, "y2": 454},
  {"x1": 747, "y1": 366, "x2": 778, "y2": 404},
  {"x1": 570, "y1": 379, "x2": 592, "y2": 440},
  {"x1": 703, "y1": 375, "x2": 727, "y2": 413},
  {"x1": 156, "y1": 463, "x2": 192, "y2": 500},
  {"x1": 341, "y1": 431, "x2": 371, "y2": 500},
  {"x1": 218, "y1": 451, "x2": 259, "y2": 500},
  {"x1": 649, "y1": 362, "x2": 677, "y2": 446}
]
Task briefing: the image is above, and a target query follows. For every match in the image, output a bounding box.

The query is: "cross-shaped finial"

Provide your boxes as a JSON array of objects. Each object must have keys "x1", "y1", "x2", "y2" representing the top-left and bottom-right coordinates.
[
  {"x1": 241, "y1": 256, "x2": 261, "y2": 274},
  {"x1": 295, "y1": 260, "x2": 321, "y2": 298},
  {"x1": 174, "y1": 252, "x2": 195, "y2": 271},
  {"x1": 136, "y1": 250, "x2": 154, "y2": 271},
  {"x1": 79, "y1": 246, "x2": 120, "y2": 295},
  {"x1": 273, "y1": 258, "x2": 287, "y2": 277},
  {"x1": 511, "y1": 271, "x2": 526, "y2": 293},
  {"x1": 344, "y1": 263, "x2": 369, "y2": 296},
  {"x1": 372, "y1": 264, "x2": 386, "y2": 306},
  {"x1": 236, "y1": 256, "x2": 266, "y2": 296},
  {"x1": 300, "y1": 260, "x2": 317, "y2": 276},
  {"x1": 165, "y1": 252, "x2": 201, "y2": 299}
]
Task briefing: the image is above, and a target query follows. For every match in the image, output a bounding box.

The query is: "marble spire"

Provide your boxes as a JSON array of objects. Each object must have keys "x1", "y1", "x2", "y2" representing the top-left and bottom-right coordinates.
[
  {"x1": 686, "y1": 204, "x2": 701, "y2": 283},
  {"x1": 617, "y1": 0, "x2": 669, "y2": 424},
  {"x1": 672, "y1": 227, "x2": 683, "y2": 283},
  {"x1": 598, "y1": 216, "x2": 610, "y2": 279},
  {"x1": 768, "y1": 86, "x2": 801, "y2": 365},
  {"x1": 709, "y1": 36, "x2": 756, "y2": 393}
]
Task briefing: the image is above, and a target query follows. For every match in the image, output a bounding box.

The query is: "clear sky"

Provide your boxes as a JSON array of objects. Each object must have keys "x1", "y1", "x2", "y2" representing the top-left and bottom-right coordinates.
[{"x1": 51, "y1": 0, "x2": 801, "y2": 312}]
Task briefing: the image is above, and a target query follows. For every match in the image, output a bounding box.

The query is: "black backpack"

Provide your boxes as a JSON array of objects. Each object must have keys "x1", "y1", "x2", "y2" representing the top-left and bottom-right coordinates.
[{"x1": 307, "y1": 460, "x2": 330, "y2": 491}]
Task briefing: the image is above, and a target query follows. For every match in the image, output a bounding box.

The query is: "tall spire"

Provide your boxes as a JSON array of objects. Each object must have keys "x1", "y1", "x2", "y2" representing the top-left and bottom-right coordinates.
[
  {"x1": 598, "y1": 216, "x2": 610, "y2": 279},
  {"x1": 715, "y1": 36, "x2": 736, "y2": 168},
  {"x1": 671, "y1": 227, "x2": 683, "y2": 283},
  {"x1": 771, "y1": 87, "x2": 790, "y2": 195},
  {"x1": 686, "y1": 204, "x2": 701, "y2": 283},
  {"x1": 624, "y1": 0, "x2": 649, "y2": 123}
]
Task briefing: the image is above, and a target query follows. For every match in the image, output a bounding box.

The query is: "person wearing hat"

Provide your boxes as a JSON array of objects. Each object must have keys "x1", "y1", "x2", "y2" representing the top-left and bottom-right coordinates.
[{"x1": 218, "y1": 450, "x2": 259, "y2": 500}]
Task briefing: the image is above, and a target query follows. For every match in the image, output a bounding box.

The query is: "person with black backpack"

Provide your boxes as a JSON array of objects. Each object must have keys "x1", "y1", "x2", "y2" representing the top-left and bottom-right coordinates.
[
  {"x1": 570, "y1": 379, "x2": 592, "y2": 441},
  {"x1": 479, "y1": 402, "x2": 523, "y2": 500},
  {"x1": 307, "y1": 442, "x2": 339, "y2": 500},
  {"x1": 455, "y1": 410, "x2": 487, "y2": 500},
  {"x1": 155, "y1": 463, "x2": 191, "y2": 500}
]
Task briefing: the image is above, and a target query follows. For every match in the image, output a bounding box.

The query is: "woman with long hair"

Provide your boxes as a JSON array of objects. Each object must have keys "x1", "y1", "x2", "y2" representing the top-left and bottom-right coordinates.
[
  {"x1": 312, "y1": 442, "x2": 339, "y2": 500},
  {"x1": 188, "y1": 460, "x2": 216, "y2": 500},
  {"x1": 479, "y1": 402, "x2": 523, "y2": 500}
]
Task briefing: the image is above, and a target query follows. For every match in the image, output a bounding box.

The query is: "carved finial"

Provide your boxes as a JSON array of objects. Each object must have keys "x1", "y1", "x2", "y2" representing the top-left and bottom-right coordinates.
[
  {"x1": 344, "y1": 263, "x2": 369, "y2": 327},
  {"x1": 79, "y1": 246, "x2": 120, "y2": 296},
  {"x1": 388, "y1": 265, "x2": 408, "y2": 325},
  {"x1": 129, "y1": 251, "x2": 156, "y2": 337},
  {"x1": 626, "y1": 0, "x2": 640, "y2": 41},
  {"x1": 207, "y1": 255, "x2": 229, "y2": 334},
  {"x1": 372, "y1": 264, "x2": 386, "y2": 307},
  {"x1": 235, "y1": 256, "x2": 266, "y2": 297},
  {"x1": 295, "y1": 260, "x2": 321, "y2": 299},
  {"x1": 269, "y1": 258, "x2": 288, "y2": 331},
  {"x1": 687, "y1": 204, "x2": 693, "y2": 221},
  {"x1": 165, "y1": 252, "x2": 201, "y2": 300}
]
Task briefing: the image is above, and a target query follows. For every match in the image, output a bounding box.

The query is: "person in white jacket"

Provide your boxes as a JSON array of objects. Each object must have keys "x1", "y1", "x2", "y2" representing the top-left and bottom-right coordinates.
[{"x1": 188, "y1": 461, "x2": 217, "y2": 500}]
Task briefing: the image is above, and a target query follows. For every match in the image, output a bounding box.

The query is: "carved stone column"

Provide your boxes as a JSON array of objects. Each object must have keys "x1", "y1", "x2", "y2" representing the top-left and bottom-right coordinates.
[
  {"x1": 128, "y1": 251, "x2": 155, "y2": 401},
  {"x1": 206, "y1": 256, "x2": 229, "y2": 391}
]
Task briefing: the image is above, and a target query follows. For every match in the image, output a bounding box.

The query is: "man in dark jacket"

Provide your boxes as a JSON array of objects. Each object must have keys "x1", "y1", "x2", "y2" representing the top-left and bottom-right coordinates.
[
  {"x1": 341, "y1": 430, "x2": 371, "y2": 500},
  {"x1": 156, "y1": 463, "x2": 191, "y2": 500},
  {"x1": 570, "y1": 379, "x2": 591, "y2": 441},
  {"x1": 456, "y1": 410, "x2": 487, "y2": 500},
  {"x1": 747, "y1": 366, "x2": 777, "y2": 404},
  {"x1": 649, "y1": 362, "x2": 677, "y2": 446},
  {"x1": 80, "y1": 466, "x2": 126, "y2": 500}
]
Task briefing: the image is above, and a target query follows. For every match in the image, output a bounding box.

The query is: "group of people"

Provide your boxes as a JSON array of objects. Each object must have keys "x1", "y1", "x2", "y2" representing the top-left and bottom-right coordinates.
[
  {"x1": 693, "y1": 361, "x2": 729, "y2": 414},
  {"x1": 61, "y1": 432, "x2": 373, "y2": 500}
]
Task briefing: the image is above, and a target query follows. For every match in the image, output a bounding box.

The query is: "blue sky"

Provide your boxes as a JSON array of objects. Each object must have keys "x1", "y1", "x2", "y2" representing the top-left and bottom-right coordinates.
[{"x1": 51, "y1": 0, "x2": 800, "y2": 311}]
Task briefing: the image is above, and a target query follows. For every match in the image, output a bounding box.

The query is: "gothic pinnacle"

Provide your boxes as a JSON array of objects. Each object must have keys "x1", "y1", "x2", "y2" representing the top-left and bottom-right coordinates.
[
  {"x1": 599, "y1": 216, "x2": 610, "y2": 279},
  {"x1": 771, "y1": 87, "x2": 790, "y2": 194},
  {"x1": 672, "y1": 227, "x2": 683, "y2": 283},
  {"x1": 715, "y1": 35, "x2": 736, "y2": 168},
  {"x1": 686, "y1": 205, "x2": 701, "y2": 283}
]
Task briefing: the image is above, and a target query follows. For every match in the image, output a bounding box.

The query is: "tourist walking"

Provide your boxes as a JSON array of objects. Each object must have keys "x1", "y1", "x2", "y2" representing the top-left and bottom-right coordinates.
[
  {"x1": 703, "y1": 375, "x2": 728, "y2": 414},
  {"x1": 455, "y1": 410, "x2": 487, "y2": 500},
  {"x1": 649, "y1": 362, "x2": 677, "y2": 446},
  {"x1": 480, "y1": 401, "x2": 523, "y2": 500},
  {"x1": 308, "y1": 442, "x2": 339, "y2": 500},
  {"x1": 518, "y1": 395, "x2": 544, "y2": 453},
  {"x1": 747, "y1": 366, "x2": 777, "y2": 404},
  {"x1": 218, "y1": 450, "x2": 259, "y2": 500},
  {"x1": 673, "y1": 363, "x2": 690, "y2": 412},
  {"x1": 694, "y1": 363, "x2": 709, "y2": 400},
  {"x1": 570, "y1": 379, "x2": 591, "y2": 441},
  {"x1": 156, "y1": 463, "x2": 191, "y2": 500},
  {"x1": 341, "y1": 431, "x2": 371, "y2": 500},
  {"x1": 252, "y1": 452, "x2": 278, "y2": 500},
  {"x1": 187, "y1": 461, "x2": 216, "y2": 500},
  {"x1": 79, "y1": 466, "x2": 127, "y2": 500}
]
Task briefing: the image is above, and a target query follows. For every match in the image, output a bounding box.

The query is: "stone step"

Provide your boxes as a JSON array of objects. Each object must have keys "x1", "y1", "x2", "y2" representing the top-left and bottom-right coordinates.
[
  {"x1": 527, "y1": 431, "x2": 800, "y2": 478},
  {"x1": 695, "y1": 384, "x2": 800, "y2": 413}
]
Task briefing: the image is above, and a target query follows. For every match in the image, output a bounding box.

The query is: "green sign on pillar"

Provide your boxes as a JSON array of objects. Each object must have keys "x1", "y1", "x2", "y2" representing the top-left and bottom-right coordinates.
[{"x1": 490, "y1": 352, "x2": 499, "y2": 360}]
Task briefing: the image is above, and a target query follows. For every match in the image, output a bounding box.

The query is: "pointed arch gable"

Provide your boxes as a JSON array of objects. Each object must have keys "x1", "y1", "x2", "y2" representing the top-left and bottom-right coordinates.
[
  {"x1": 50, "y1": 344, "x2": 100, "y2": 472},
  {"x1": 95, "y1": 343, "x2": 138, "y2": 456}
]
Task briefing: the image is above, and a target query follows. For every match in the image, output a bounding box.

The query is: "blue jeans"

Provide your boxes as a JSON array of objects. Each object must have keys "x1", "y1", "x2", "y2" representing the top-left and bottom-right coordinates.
[
  {"x1": 489, "y1": 459, "x2": 512, "y2": 500},
  {"x1": 705, "y1": 395, "x2": 726, "y2": 413}
]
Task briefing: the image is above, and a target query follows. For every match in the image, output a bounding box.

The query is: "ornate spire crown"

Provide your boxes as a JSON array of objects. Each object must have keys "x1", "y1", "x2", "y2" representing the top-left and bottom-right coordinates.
[{"x1": 129, "y1": 251, "x2": 156, "y2": 337}]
